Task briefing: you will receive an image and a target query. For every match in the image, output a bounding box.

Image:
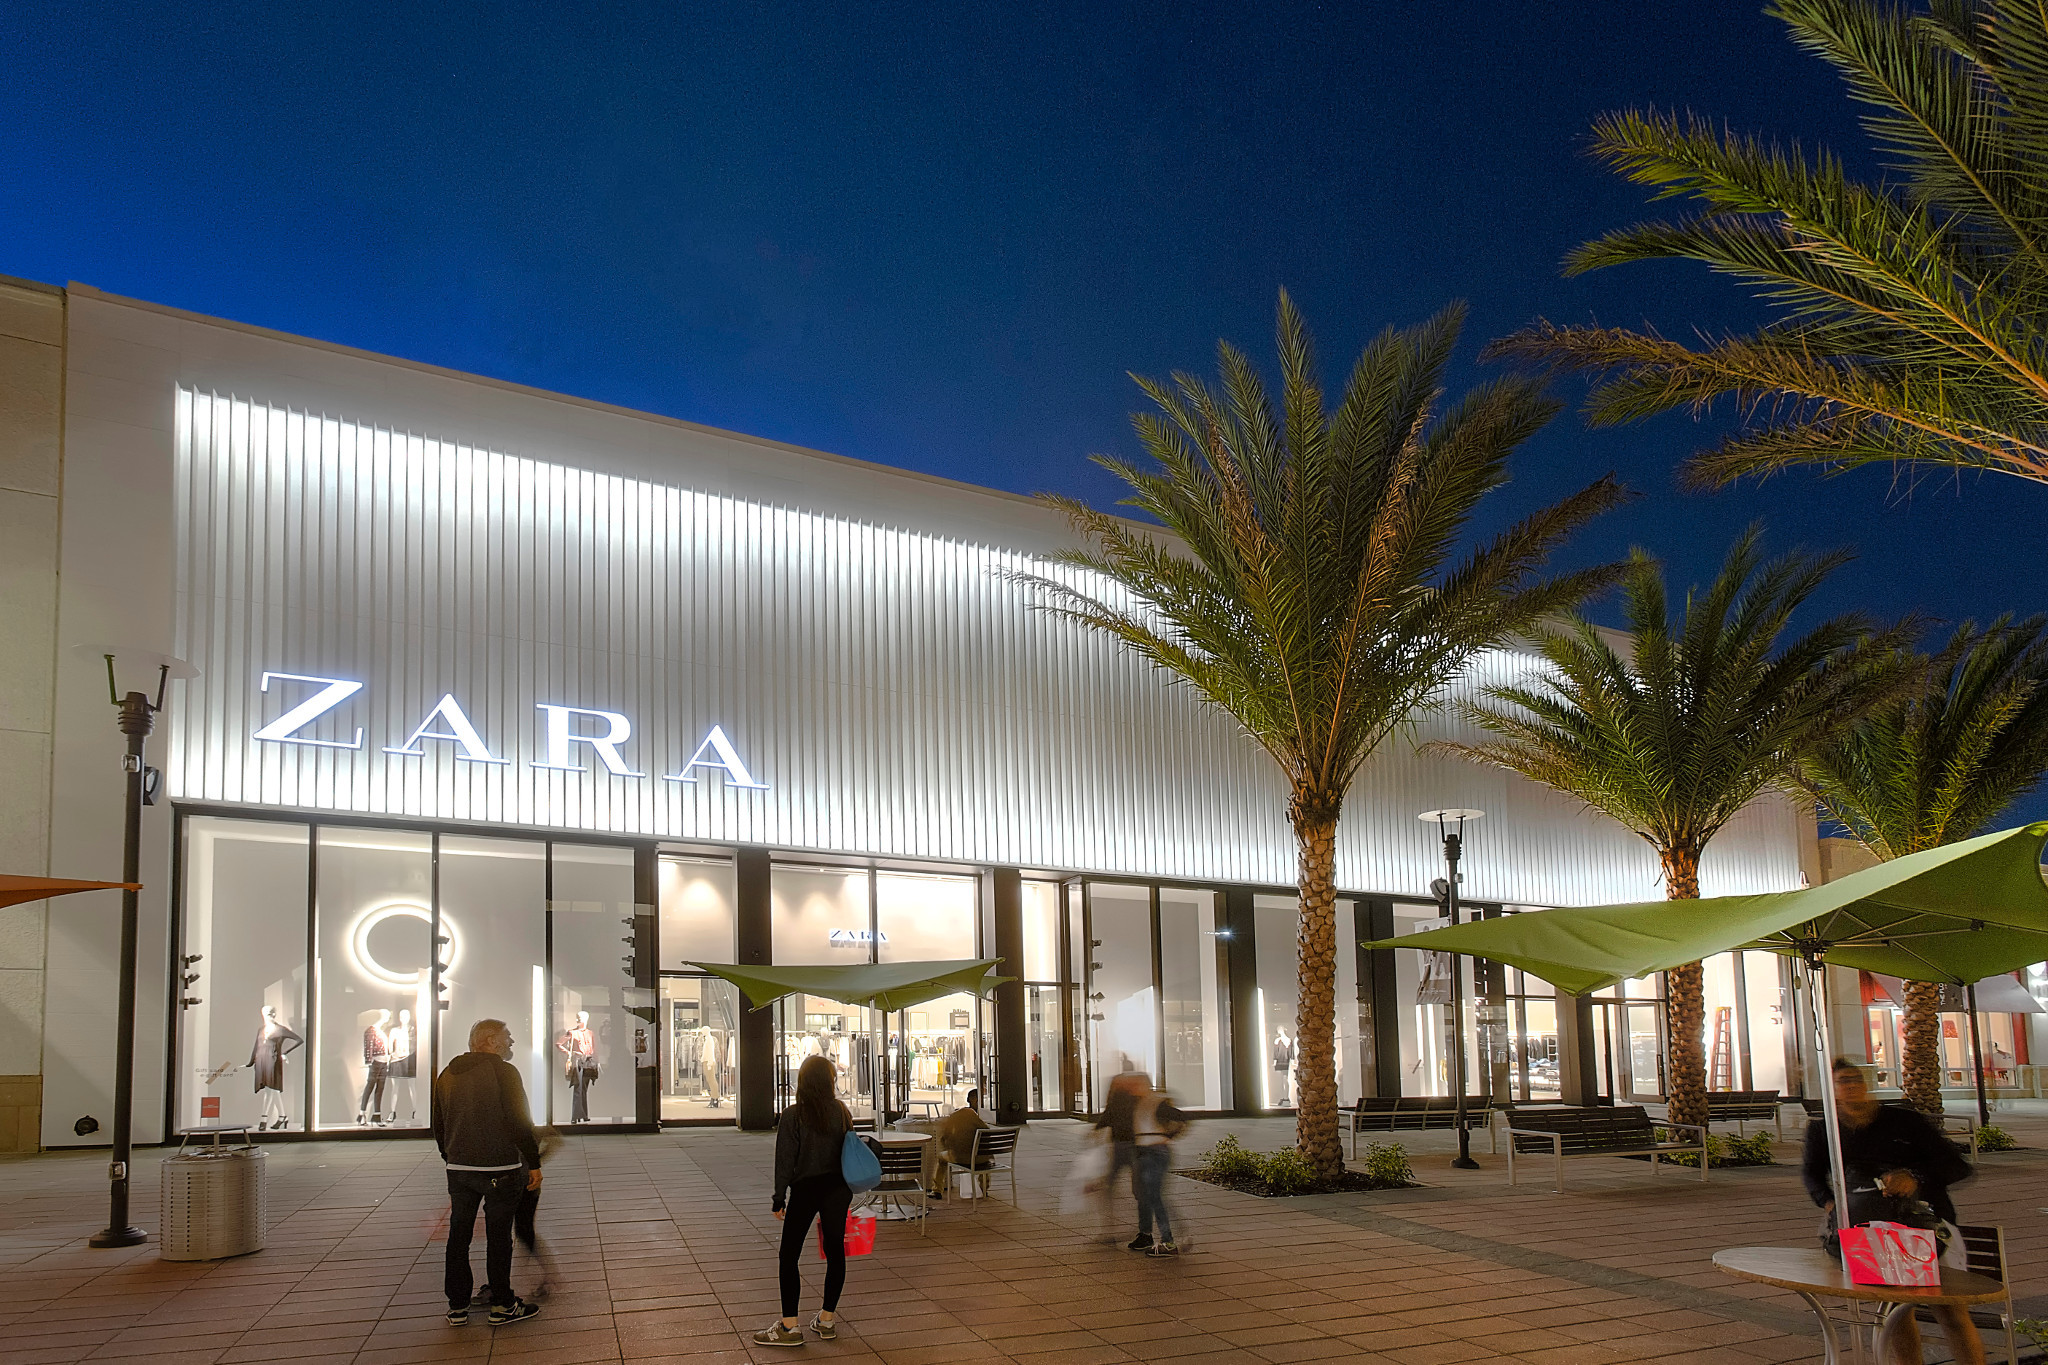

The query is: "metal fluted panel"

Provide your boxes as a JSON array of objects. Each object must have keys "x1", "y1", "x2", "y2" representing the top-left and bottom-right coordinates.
[{"x1": 168, "y1": 390, "x2": 1804, "y2": 904}]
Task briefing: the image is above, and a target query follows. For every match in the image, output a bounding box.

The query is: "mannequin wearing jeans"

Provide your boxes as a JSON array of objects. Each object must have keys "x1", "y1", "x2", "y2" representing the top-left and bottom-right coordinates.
[{"x1": 558, "y1": 1012, "x2": 597, "y2": 1124}]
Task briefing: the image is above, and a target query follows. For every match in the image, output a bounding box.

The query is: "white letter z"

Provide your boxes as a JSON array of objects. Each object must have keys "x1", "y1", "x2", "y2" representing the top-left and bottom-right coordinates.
[{"x1": 253, "y1": 672, "x2": 364, "y2": 750}]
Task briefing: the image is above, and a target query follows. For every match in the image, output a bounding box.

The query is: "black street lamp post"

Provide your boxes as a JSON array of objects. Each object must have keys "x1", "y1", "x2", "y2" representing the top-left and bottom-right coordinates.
[
  {"x1": 1421, "y1": 808, "x2": 1484, "y2": 1171},
  {"x1": 89, "y1": 653, "x2": 173, "y2": 1250}
]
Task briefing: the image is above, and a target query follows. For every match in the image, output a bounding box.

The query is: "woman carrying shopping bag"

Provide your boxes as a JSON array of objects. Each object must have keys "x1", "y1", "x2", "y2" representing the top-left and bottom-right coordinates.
[
  {"x1": 1130, "y1": 1077, "x2": 1189, "y2": 1256},
  {"x1": 756, "y1": 1056, "x2": 857, "y2": 1347}
]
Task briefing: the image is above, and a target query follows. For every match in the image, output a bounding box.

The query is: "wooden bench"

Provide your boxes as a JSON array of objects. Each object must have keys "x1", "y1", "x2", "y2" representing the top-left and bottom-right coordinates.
[
  {"x1": 1701, "y1": 1090, "x2": 1784, "y2": 1139},
  {"x1": 1798, "y1": 1097, "x2": 1978, "y2": 1156},
  {"x1": 1502, "y1": 1105, "x2": 1708, "y2": 1192},
  {"x1": 1346, "y1": 1097, "x2": 1500, "y2": 1158}
]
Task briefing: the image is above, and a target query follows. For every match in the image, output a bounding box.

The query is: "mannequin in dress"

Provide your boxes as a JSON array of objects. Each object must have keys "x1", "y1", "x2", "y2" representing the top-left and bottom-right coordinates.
[
  {"x1": 384, "y1": 1008, "x2": 418, "y2": 1126},
  {"x1": 358, "y1": 1008, "x2": 391, "y2": 1125},
  {"x1": 558, "y1": 1009, "x2": 597, "y2": 1123},
  {"x1": 249, "y1": 1005, "x2": 303, "y2": 1131}
]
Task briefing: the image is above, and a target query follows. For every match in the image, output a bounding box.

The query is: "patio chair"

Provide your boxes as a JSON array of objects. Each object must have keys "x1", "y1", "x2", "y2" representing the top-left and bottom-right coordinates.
[
  {"x1": 872, "y1": 1142, "x2": 929, "y2": 1235},
  {"x1": 1949, "y1": 1225, "x2": 2018, "y2": 1365},
  {"x1": 941, "y1": 1126, "x2": 1020, "y2": 1209}
]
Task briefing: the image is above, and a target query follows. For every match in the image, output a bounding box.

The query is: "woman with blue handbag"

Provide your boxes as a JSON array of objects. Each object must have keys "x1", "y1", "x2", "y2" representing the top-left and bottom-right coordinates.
[{"x1": 757, "y1": 1055, "x2": 868, "y2": 1348}]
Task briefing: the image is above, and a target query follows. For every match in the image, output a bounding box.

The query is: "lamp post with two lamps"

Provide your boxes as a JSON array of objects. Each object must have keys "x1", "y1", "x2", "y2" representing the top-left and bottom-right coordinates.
[
  {"x1": 1419, "y1": 808, "x2": 1483, "y2": 1171},
  {"x1": 81, "y1": 647, "x2": 194, "y2": 1249}
]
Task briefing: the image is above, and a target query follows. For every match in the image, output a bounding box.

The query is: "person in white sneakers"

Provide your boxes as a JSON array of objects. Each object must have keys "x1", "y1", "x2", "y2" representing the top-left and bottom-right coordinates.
[
  {"x1": 433, "y1": 1018, "x2": 543, "y2": 1327},
  {"x1": 755, "y1": 1056, "x2": 854, "y2": 1347},
  {"x1": 1131, "y1": 1076, "x2": 1190, "y2": 1256}
]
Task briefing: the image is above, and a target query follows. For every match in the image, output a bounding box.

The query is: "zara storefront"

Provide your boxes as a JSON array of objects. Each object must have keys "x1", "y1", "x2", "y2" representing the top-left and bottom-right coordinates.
[{"x1": 20, "y1": 282, "x2": 1817, "y2": 1149}]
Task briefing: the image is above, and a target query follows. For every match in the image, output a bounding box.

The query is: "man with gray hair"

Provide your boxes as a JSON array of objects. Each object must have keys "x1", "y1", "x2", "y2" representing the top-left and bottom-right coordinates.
[{"x1": 433, "y1": 1018, "x2": 543, "y2": 1326}]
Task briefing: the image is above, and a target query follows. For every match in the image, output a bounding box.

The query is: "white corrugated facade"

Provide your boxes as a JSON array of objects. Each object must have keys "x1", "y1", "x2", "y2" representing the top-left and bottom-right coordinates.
[{"x1": 167, "y1": 388, "x2": 1804, "y2": 903}]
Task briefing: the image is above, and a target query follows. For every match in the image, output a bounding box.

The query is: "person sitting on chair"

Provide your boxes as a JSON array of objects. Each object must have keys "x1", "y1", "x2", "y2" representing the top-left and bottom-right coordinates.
[{"x1": 932, "y1": 1087, "x2": 992, "y2": 1198}]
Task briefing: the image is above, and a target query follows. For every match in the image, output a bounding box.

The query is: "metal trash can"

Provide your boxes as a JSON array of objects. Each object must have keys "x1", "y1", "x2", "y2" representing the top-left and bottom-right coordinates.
[{"x1": 159, "y1": 1127, "x2": 266, "y2": 1260}]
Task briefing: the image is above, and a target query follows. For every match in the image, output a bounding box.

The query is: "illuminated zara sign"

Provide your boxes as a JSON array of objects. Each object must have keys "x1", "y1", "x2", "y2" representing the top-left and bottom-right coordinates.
[{"x1": 252, "y1": 671, "x2": 767, "y2": 788}]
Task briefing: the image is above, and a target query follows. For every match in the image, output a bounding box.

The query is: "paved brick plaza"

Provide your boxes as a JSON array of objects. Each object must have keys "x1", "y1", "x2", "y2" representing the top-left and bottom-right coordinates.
[{"x1": 3, "y1": 1114, "x2": 2042, "y2": 1365}]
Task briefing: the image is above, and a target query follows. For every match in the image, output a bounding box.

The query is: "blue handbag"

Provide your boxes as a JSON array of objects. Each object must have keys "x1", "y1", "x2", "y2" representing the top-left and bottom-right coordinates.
[{"x1": 841, "y1": 1131, "x2": 882, "y2": 1194}]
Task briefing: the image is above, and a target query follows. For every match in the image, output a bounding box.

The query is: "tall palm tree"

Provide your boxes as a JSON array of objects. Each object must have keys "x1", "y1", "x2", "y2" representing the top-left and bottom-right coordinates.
[
  {"x1": 1432, "y1": 527, "x2": 1913, "y2": 1129},
  {"x1": 1016, "y1": 293, "x2": 1628, "y2": 1178},
  {"x1": 1487, "y1": 0, "x2": 2048, "y2": 487},
  {"x1": 1799, "y1": 615, "x2": 2048, "y2": 1112}
]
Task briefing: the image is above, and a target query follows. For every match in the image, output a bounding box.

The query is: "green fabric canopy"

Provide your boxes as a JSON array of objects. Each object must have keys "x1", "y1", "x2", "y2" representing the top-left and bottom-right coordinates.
[
  {"x1": 1363, "y1": 822, "x2": 2048, "y2": 995},
  {"x1": 681, "y1": 958, "x2": 1010, "y2": 1012}
]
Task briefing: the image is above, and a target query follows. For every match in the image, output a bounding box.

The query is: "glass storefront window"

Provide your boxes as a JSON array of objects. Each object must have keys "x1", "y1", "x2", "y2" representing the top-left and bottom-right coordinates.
[
  {"x1": 1743, "y1": 951, "x2": 1791, "y2": 1093},
  {"x1": 1703, "y1": 951, "x2": 1741, "y2": 1091},
  {"x1": 773, "y1": 865, "x2": 872, "y2": 966},
  {"x1": 1020, "y1": 880, "x2": 1059, "y2": 982},
  {"x1": 1159, "y1": 888, "x2": 1225, "y2": 1111},
  {"x1": 1334, "y1": 899, "x2": 1363, "y2": 1108},
  {"x1": 777, "y1": 994, "x2": 875, "y2": 1120},
  {"x1": 1254, "y1": 893, "x2": 1301, "y2": 1108},
  {"x1": 660, "y1": 855, "x2": 736, "y2": 968},
  {"x1": 1025, "y1": 983, "x2": 1065, "y2": 1112},
  {"x1": 659, "y1": 974, "x2": 740, "y2": 1119},
  {"x1": 1391, "y1": 899, "x2": 1476, "y2": 1099},
  {"x1": 1087, "y1": 883, "x2": 1154, "y2": 1107},
  {"x1": 313, "y1": 827, "x2": 432, "y2": 1130},
  {"x1": 549, "y1": 843, "x2": 641, "y2": 1125},
  {"x1": 876, "y1": 871, "x2": 976, "y2": 962},
  {"x1": 177, "y1": 817, "x2": 309, "y2": 1133},
  {"x1": 441, "y1": 835, "x2": 547, "y2": 1124}
]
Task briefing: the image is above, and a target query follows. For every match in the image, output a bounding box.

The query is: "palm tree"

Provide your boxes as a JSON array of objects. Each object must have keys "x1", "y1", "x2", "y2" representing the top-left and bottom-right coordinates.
[
  {"x1": 1799, "y1": 615, "x2": 2048, "y2": 1112},
  {"x1": 1432, "y1": 527, "x2": 1913, "y2": 1130},
  {"x1": 1487, "y1": 0, "x2": 2048, "y2": 487},
  {"x1": 1015, "y1": 293, "x2": 1629, "y2": 1178}
]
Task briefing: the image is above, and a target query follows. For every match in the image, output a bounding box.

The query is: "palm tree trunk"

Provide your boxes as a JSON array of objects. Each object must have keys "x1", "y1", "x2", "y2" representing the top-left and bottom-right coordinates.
[
  {"x1": 1660, "y1": 846, "x2": 1709, "y2": 1131},
  {"x1": 1900, "y1": 982, "x2": 1944, "y2": 1114},
  {"x1": 1293, "y1": 813, "x2": 1343, "y2": 1180}
]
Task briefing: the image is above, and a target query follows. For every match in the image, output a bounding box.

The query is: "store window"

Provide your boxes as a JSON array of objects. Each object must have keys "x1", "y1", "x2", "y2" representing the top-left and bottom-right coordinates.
[
  {"x1": 1158, "y1": 888, "x2": 1226, "y2": 1111},
  {"x1": 659, "y1": 975, "x2": 741, "y2": 1118},
  {"x1": 1020, "y1": 880, "x2": 1065, "y2": 1115},
  {"x1": 314, "y1": 827, "x2": 432, "y2": 1130},
  {"x1": 660, "y1": 855, "x2": 737, "y2": 969},
  {"x1": 549, "y1": 843, "x2": 641, "y2": 1125},
  {"x1": 1086, "y1": 883, "x2": 1154, "y2": 1107},
  {"x1": 1253, "y1": 893, "x2": 1301, "y2": 1107},
  {"x1": 176, "y1": 817, "x2": 310, "y2": 1133},
  {"x1": 177, "y1": 815, "x2": 645, "y2": 1135},
  {"x1": 880, "y1": 872, "x2": 981, "y2": 1108},
  {"x1": 1021, "y1": 880, "x2": 1059, "y2": 982},
  {"x1": 1390, "y1": 899, "x2": 1476, "y2": 1099},
  {"x1": 773, "y1": 865, "x2": 872, "y2": 966}
]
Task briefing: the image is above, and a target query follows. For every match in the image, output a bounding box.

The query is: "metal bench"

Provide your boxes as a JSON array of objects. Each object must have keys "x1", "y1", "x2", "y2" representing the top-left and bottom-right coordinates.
[
  {"x1": 1701, "y1": 1090, "x2": 1785, "y2": 1139},
  {"x1": 1346, "y1": 1097, "x2": 1499, "y2": 1159},
  {"x1": 1502, "y1": 1104, "x2": 1708, "y2": 1193}
]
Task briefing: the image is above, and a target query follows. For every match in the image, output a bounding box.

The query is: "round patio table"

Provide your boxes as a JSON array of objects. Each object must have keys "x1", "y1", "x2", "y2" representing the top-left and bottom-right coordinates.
[
  {"x1": 1713, "y1": 1246, "x2": 2005, "y2": 1365},
  {"x1": 864, "y1": 1130, "x2": 934, "y2": 1222}
]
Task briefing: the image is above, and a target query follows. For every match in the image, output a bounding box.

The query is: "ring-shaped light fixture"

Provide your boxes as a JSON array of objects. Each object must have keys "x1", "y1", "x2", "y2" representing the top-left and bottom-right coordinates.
[{"x1": 349, "y1": 902, "x2": 460, "y2": 988}]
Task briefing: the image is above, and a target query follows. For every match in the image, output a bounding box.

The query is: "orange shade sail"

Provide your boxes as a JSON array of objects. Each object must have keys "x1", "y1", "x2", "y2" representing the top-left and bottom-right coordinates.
[{"x1": 0, "y1": 874, "x2": 142, "y2": 910}]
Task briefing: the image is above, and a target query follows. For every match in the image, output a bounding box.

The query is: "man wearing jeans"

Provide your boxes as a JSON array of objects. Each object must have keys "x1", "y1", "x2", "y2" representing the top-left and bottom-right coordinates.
[{"x1": 433, "y1": 1018, "x2": 543, "y2": 1326}]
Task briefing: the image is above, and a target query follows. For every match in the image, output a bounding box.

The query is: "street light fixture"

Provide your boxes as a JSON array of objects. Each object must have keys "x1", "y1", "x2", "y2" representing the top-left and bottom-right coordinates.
[
  {"x1": 77, "y1": 645, "x2": 195, "y2": 1249},
  {"x1": 1419, "y1": 808, "x2": 1484, "y2": 1171}
]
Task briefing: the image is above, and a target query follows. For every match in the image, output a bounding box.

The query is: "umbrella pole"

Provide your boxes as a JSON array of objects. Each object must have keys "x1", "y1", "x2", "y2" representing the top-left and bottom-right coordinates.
[
  {"x1": 1805, "y1": 960, "x2": 1853, "y2": 1228},
  {"x1": 1966, "y1": 983, "x2": 1990, "y2": 1129}
]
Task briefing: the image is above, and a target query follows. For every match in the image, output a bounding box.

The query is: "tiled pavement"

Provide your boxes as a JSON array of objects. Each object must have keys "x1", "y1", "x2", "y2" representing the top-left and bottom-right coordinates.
[{"x1": 3, "y1": 1112, "x2": 2044, "y2": 1365}]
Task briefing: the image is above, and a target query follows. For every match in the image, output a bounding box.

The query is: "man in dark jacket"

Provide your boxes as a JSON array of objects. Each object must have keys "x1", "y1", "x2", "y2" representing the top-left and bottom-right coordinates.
[{"x1": 433, "y1": 1018, "x2": 543, "y2": 1327}]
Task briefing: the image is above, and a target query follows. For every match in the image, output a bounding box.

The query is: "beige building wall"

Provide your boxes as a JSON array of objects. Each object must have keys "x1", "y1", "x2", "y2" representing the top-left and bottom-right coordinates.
[{"x1": 0, "y1": 277, "x2": 64, "y2": 1152}]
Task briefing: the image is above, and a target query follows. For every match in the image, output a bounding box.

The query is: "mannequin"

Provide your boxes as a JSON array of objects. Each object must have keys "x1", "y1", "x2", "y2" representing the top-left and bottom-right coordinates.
[
  {"x1": 558, "y1": 1010, "x2": 598, "y2": 1123},
  {"x1": 698, "y1": 1027, "x2": 723, "y2": 1106},
  {"x1": 248, "y1": 1005, "x2": 303, "y2": 1131},
  {"x1": 358, "y1": 1008, "x2": 391, "y2": 1125},
  {"x1": 384, "y1": 1008, "x2": 418, "y2": 1126},
  {"x1": 1272, "y1": 1027, "x2": 1295, "y2": 1106}
]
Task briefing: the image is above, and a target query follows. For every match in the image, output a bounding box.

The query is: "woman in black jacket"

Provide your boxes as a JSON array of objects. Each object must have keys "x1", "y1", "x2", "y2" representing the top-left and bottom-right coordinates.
[
  {"x1": 1803, "y1": 1058, "x2": 1982, "y2": 1365},
  {"x1": 755, "y1": 1055, "x2": 854, "y2": 1348}
]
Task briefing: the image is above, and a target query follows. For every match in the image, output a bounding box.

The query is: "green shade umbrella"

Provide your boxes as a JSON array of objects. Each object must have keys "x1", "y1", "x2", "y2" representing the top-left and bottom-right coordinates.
[
  {"x1": 683, "y1": 959, "x2": 1010, "y2": 1129},
  {"x1": 1364, "y1": 822, "x2": 2048, "y2": 1216}
]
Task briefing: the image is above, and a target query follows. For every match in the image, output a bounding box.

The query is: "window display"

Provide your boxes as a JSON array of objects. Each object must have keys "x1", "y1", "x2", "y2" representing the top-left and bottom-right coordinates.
[
  {"x1": 314, "y1": 827, "x2": 432, "y2": 1130},
  {"x1": 1253, "y1": 893, "x2": 1302, "y2": 1108},
  {"x1": 549, "y1": 842, "x2": 641, "y2": 1125},
  {"x1": 1086, "y1": 883, "x2": 1153, "y2": 1107},
  {"x1": 1158, "y1": 889, "x2": 1225, "y2": 1110},
  {"x1": 177, "y1": 817, "x2": 309, "y2": 1133},
  {"x1": 659, "y1": 974, "x2": 740, "y2": 1119},
  {"x1": 442, "y1": 835, "x2": 547, "y2": 1119},
  {"x1": 1391, "y1": 899, "x2": 1476, "y2": 1100},
  {"x1": 660, "y1": 855, "x2": 736, "y2": 969}
]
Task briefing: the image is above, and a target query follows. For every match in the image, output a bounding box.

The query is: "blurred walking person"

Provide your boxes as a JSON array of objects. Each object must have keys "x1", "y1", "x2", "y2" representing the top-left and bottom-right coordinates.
[
  {"x1": 434, "y1": 1019, "x2": 542, "y2": 1327},
  {"x1": 1092, "y1": 1071, "x2": 1145, "y2": 1245},
  {"x1": 755, "y1": 1055, "x2": 854, "y2": 1347},
  {"x1": 1132, "y1": 1078, "x2": 1189, "y2": 1255}
]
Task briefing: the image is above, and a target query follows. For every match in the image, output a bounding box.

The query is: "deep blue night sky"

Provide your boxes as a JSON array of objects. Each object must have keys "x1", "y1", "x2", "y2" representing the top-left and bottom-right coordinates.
[{"x1": 0, "y1": 4, "x2": 2024, "y2": 752}]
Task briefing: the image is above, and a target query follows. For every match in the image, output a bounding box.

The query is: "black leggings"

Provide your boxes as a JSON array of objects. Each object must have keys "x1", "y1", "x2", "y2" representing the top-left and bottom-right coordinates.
[{"x1": 779, "y1": 1175, "x2": 851, "y2": 1319}]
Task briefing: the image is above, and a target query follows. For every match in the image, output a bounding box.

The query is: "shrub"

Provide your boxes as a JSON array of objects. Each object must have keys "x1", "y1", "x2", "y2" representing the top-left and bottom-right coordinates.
[
  {"x1": 1655, "y1": 1129, "x2": 1726, "y2": 1169},
  {"x1": 1202, "y1": 1134, "x2": 1262, "y2": 1181},
  {"x1": 1722, "y1": 1132, "x2": 1776, "y2": 1167},
  {"x1": 1358, "y1": 1140, "x2": 1413, "y2": 1189},
  {"x1": 1975, "y1": 1124, "x2": 2018, "y2": 1152},
  {"x1": 1257, "y1": 1147, "x2": 1318, "y2": 1195}
]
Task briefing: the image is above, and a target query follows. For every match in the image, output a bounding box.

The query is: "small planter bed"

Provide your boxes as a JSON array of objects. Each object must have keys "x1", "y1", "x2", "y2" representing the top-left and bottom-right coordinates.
[
  {"x1": 1612, "y1": 1129, "x2": 1778, "y2": 1169},
  {"x1": 1180, "y1": 1135, "x2": 1420, "y2": 1197}
]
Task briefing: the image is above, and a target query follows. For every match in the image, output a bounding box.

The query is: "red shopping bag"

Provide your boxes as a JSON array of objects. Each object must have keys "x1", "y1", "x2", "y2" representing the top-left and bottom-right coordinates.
[
  {"x1": 820, "y1": 1213, "x2": 877, "y2": 1260},
  {"x1": 1839, "y1": 1222, "x2": 1940, "y2": 1287}
]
